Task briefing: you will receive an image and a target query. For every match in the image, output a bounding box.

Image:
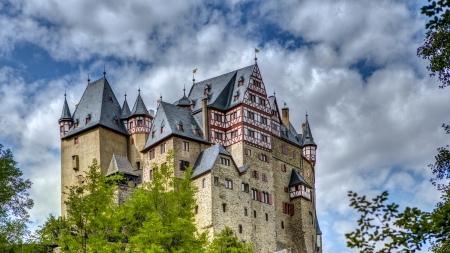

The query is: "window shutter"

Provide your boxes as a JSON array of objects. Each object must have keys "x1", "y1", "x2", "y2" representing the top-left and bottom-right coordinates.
[
  {"x1": 258, "y1": 154, "x2": 262, "y2": 160},
  {"x1": 269, "y1": 194, "x2": 272, "y2": 205},
  {"x1": 290, "y1": 204, "x2": 295, "y2": 216},
  {"x1": 267, "y1": 156, "x2": 270, "y2": 163}
]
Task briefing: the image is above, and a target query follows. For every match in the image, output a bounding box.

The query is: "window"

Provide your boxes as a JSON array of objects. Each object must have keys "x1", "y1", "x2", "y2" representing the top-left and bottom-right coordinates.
[
  {"x1": 129, "y1": 121, "x2": 134, "y2": 128},
  {"x1": 137, "y1": 120, "x2": 143, "y2": 126},
  {"x1": 230, "y1": 130, "x2": 238, "y2": 138},
  {"x1": 74, "y1": 137, "x2": 79, "y2": 145},
  {"x1": 254, "y1": 80, "x2": 261, "y2": 88},
  {"x1": 284, "y1": 187, "x2": 288, "y2": 193},
  {"x1": 225, "y1": 179, "x2": 233, "y2": 189},
  {"x1": 161, "y1": 126, "x2": 164, "y2": 133},
  {"x1": 214, "y1": 113, "x2": 222, "y2": 122},
  {"x1": 222, "y1": 204, "x2": 226, "y2": 212},
  {"x1": 247, "y1": 129, "x2": 255, "y2": 138},
  {"x1": 234, "y1": 95, "x2": 238, "y2": 101},
  {"x1": 238, "y1": 77, "x2": 243, "y2": 87},
  {"x1": 283, "y1": 202, "x2": 295, "y2": 216},
  {"x1": 265, "y1": 213, "x2": 268, "y2": 221},
  {"x1": 149, "y1": 149, "x2": 155, "y2": 160},
  {"x1": 136, "y1": 162, "x2": 140, "y2": 170},
  {"x1": 195, "y1": 205, "x2": 198, "y2": 214},
  {"x1": 262, "y1": 173, "x2": 267, "y2": 182},
  {"x1": 252, "y1": 171, "x2": 259, "y2": 180},
  {"x1": 149, "y1": 169, "x2": 154, "y2": 181},
  {"x1": 282, "y1": 145, "x2": 288, "y2": 154},
  {"x1": 249, "y1": 93, "x2": 256, "y2": 102},
  {"x1": 194, "y1": 129, "x2": 199, "y2": 135},
  {"x1": 262, "y1": 192, "x2": 270, "y2": 204},
  {"x1": 230, "y1": 112, "x2": 237, "y2": 120},
  {"x1": 241, "y1": 182, "x2": 249, "y2": 193},
  {"x1": 85, "y1": 114, "x2": 90, "y2": 124},
  {"x1": 220, "y1": 157, "x2": 230, "y2": 166},
  {"x1": 258, "y1": 97, "x2": 265, "y2": 106},
  {"x1": 260, "y1": 116, "x2": 267, "y2": 125},
  {"x1": 178, "y1": 124, "x2": 183, "y2": 131},
  {"x1": 182, "y1": 141, "x2": 189, "y2": 151},
  {"x1": 114, "y1": 119, "x2": 118, "y2": 125},
  {"x1": 160, "y1": 143, "x2": 166, "y2": 154},
  {"x1": 179, "y1": 160, "x2": 189, "y2": 171},
  {"x1": 214, "y1": 132, "x2": 223, "y2": 140},
  {"x1": 152, "y1": 131, "x2": 156, "y2": 138},
  {"x1": 214, "y1": 177, "x2": 219, "y2": 186},
  {"x1": 202, "y1": 179, "x2": 206, "y2": 188},
  {"x1": 245, "y1": 148, "x2": 252, "y2": 156},
  {"x1": 251, "y1": 189, "x2": 258, "y2": 200},
  {"x1": 74, "y1": 123, "x2": 78, "y2": 129},
  {"x1": 253, "y1": 210, "x2": 257, "y2": 218},
  {"x1": 244, "y1": 208, "x2": 248, "y2": 216},
  {"x1": 131, "y1": 138, "x2": 134, "y2": 145},
  {"x1": 247, "y1": 111, "x2": 255, "y2": 120},
  {"x1": 238, "y1": 225, "x2": 243, "y2": 233},
  {"x1": 281, "y1": 221, "x2": 285, "y2": 229},
  {"x1": 259, "y1": 154, "x2": 268, "y2": 162},
  {"x1": 281, "y1": 164, "x2": 286, "y2": 172},
  {"x1": 260, "y1": 134, "x2": 268, "y2": 142}
]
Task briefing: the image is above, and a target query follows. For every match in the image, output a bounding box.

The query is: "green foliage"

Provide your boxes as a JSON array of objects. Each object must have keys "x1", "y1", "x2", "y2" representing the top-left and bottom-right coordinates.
[
  {"x1": 36, "y1": 150, "x2": 208, "y2": 252},
  {"x1": 0, "y1": 144, "x2": 34, "y2": 250},
  {"x1": 207, "y1": 227, "x2": 253, "y2": 253},
  {"x1": 417, "y1": 1, "x2": 450, "y2": 88}
]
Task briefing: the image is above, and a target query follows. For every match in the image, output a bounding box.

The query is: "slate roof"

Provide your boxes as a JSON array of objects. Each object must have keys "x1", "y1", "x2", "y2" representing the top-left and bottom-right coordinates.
[
  {"x1": 64, "y1": 78, "x2": 129, "y2": 138},
  {"x1": 316, "y1": 216, "x2": 322, "y2": 235},
  {"x1": 280, "y1": 124, "x2": 303, "y2": 147},
  {"x1": 238, "y1": 164, "x2": 250, "y2": 173},
  {"x1": 302, "y1": 116, "x2": 316, "y2": 146},
  {"x1": 191, "y1": 144, "x2": 231, "y2": 179},
  {"x1": 187, "y1": 65, "x2": 255, "y2": 111},
  {"x1": 289, "y1": 168, "x2": 312, "y2": 188},
  {"x1": 59, "y1": 95, "x2": 72, "y2": 122},
  {"x1": 130, "y1": 93, "x2": 151, "y2": 117},
  {"x1": 142, "y1": 101, "x2": 207, "y2": 151},
  {"x1": 106, "y1": 154, "x2": 139, "y2": 177},
  {"x1": 121, "y1": 96, "x2": 131, "y2": 119},
  {"x1": 174, "y1": 89, "x2": 192, "y2": 106}
]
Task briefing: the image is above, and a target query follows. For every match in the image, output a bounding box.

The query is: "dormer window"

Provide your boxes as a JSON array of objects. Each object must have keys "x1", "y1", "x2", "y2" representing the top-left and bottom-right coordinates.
[
  {"x1": 238, "y1": 76, "x2": 244, "y2": 87},
  {"x1": 161, "y1": 126, "x2": 164, "y2": 133},
  {"x1": 190, "y1": 104, "x2": 194, "y2": 110},
  {"x1": 152, "y1": 131, "x2": 156, "y2": 138},
  {"x1": 194, "y1": 128, "x2": 199, "y2": 135},
  {"x1": 74, "y1": 119, "x2": 79, "y2": 129},
  {"x1": 113, "y1": 116, "x2": 118, "y2": 125},
  {"x1": 204, "y1": 84, "x2": 210, "y2": 95},
  {"x1": 234, "y1": 91, "x2": 239, "y2": 102},
  {"x1": 178, "y1": 121, "x2": 183, "y2": 131},
  {"x1": 137, "y1": 120, "x2": 143, "y2": 126},
  {"x1": 85, "y1": 114, "x2": 91, "y2": 124}
]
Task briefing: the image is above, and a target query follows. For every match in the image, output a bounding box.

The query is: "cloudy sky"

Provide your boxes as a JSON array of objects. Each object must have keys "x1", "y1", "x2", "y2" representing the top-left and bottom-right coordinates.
[{"x1": 0, "y1": 0, "x2": 448, "y2": 252}]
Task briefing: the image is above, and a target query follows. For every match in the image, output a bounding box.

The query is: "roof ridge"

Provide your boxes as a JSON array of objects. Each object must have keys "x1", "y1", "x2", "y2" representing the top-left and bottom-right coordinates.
[{"x1": 193, "y1": 64, "x2": 255, "y2": 85}]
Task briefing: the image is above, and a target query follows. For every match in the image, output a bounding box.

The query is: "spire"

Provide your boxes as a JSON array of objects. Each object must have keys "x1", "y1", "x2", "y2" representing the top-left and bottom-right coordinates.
[
  {"x1": 174, "y1": 85, "x2": 191, "y2": 107},
  {"x1": 302, "y1": 113, "x2": 316, "y2": 146},
  {"x1": 121, "y1": 93, "x2": 131, "y2": 119},
  {"x1": 87, "y1": 71, "x2": 90, "y2": 84},
  {"x1": 59, "y1": 93, "x2": 72, "y2": 122},
  {"x1": 130, "y1": 90, "x2": 150, "y2": 117},
  {"x1": 103, "y1": 64, "x2": 106, "y2": 78}
]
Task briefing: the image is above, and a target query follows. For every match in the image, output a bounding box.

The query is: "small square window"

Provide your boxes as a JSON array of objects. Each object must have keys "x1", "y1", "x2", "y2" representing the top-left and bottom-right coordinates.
[
  {"x1": 74, "y1": 137, "x2": 79, "y2": 145},
  {"x1": 214, "y1": 177, "x2": 219, "y2": 186}
]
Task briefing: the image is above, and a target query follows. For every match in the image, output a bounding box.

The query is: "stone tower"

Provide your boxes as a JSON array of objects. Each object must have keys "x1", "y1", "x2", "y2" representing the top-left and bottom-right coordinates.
[{"x1": 59, "y1": 77, "x2": 129, "y2": 215}]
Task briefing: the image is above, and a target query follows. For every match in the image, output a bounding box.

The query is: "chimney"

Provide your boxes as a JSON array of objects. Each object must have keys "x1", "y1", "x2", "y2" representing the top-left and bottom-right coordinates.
[
  {"x1": 202, "y1": 98, "x2": 209, "y2": 140},
  {"x1": 282, "y1": 107, "x2": 290, "y2": 130},
  {"x1": 302, "y1": 123, "x2": 306, "y2": 134}
]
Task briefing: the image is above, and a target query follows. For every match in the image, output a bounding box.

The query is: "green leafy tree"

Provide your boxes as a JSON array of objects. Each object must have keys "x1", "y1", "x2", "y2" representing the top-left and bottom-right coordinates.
[
  {"x1": 207, "y1": 227, "x2": 253, "y2": 253},
  {"x1": 0, "y1": 144, "x2": 34, "y2": 250},
  {"x1": 124, "y1": 150, "x2": 207, "y2": 252}
]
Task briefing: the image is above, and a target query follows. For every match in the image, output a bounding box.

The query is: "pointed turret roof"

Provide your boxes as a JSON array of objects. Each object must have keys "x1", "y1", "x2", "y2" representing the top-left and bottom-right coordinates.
[
  {"x1": 59, "y1": 94, "x2": 72, "y2": 122},
  {"x1": 130, "y1": 91, "x2": 150, "y2": 117},
  {"x1": 174, "y1": 87, "x2": 192, "y2": 107},
  {"x1": 121, "y1": 95, "x2": 131, "y2": 119},
  {"x1": 302, "y1": 115, "x2": 316, "y2": 146},
  {"x1": 289, "y1": 168, "x2": 312, "y2": 188},
  {"x1": 63, "y1": 77, "x2": 128, "y2": 138},
  {"x1": 106, "y1": 154, "x2": 138, "y2": 177}
]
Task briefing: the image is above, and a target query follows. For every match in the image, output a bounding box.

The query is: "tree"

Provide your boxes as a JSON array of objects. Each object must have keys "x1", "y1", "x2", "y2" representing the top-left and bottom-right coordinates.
[
  {"x1": 0, "y1": 144, "x2": 34, "y2": 250},
  {"x1": 207, "y1": 227, "x2": 253, "y2": 253},
  {"x1": 417, "y1": 1, "x2": 450, "y2": 89}
]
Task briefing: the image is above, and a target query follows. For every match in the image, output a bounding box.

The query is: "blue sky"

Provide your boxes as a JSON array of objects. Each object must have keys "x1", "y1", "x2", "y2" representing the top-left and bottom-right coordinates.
[{"x1": 0, "y1": 0, "x2": 448, "y2": 252}]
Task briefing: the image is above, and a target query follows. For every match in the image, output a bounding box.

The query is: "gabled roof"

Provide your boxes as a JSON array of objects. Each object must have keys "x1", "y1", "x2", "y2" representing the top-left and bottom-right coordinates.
[
  {"x1": 289, "y1": 168, "x2": 312, "y2": 188},
  {"x1": 59, "y1": 95, "x2": 72, "y2": 122},
  {"x1": 106, "y1": 154, "x2": 139, "y2": 177},
  {"x1": 191, "y1": 144, "x2": 231, "y2": 179},
  {"x1": 142, "y1": 101, "x2": 207, "y2": 151},
  {"x1": 302, "y1": 116, "x2": 316, "y2": 146},
  {"x1": 64, "y1": 78, "x2": 128, "y2": 138},
  {"x1": 187, "y1": 65, "x2": 255, "y2": 111},
  {"x1": 121, "y1": 96, "x2": 131, "y2": 119},
  {"x1": 130, "y1": 92, "x2": 150, "y2": 117}
]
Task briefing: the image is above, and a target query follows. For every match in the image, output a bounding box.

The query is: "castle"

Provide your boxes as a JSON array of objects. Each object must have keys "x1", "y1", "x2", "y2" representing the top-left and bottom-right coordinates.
[{"x1": 58, "y1": 62, "x2": 322, "y2": 253}]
